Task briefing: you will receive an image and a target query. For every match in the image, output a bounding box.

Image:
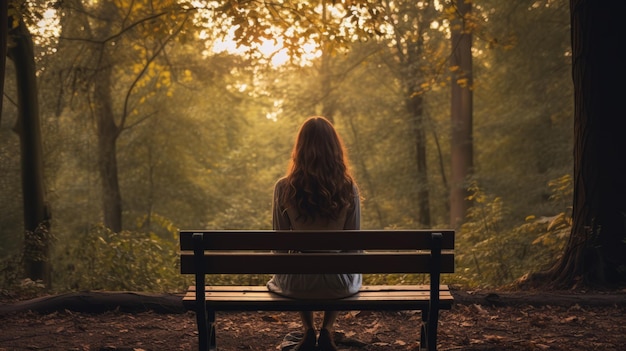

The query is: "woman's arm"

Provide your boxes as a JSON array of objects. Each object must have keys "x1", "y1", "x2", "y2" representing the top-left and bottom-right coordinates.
[
  {"x1": 272, "y1": 180, "x2": 291, "y2": 253},
  {"x1": 272, "y1": 179, "x2": 291, "y2": 230},
  {"x1": 344, "y1": 186, "x2": 361, "y2": 230}
]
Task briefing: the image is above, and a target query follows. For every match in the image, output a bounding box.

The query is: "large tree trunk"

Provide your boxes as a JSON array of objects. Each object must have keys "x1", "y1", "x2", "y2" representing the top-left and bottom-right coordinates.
[
  {"x1": 449, "y1": 0, "x2": 474, "y2": 228},
  {"x1": 8, "y1": 19, "x2": 52, "y2": 286},
  {"x1": 527, "y1": 0, "x2": 626, "y2": 288}
]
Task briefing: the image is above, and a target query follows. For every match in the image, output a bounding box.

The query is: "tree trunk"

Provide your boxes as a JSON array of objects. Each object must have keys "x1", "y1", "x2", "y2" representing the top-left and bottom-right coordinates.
[
  {"x1": 320, "y1": 44, "x2": 336, "y2": 123},
  {"x1": 94, "y1": 57, "x2": 123, "y2": 233},
  {"x1": 381, "y1": 0, "x2": 435, "y2": 227},
  {"x1": 319, "y1": 1, "x2": 336, "y2": 123},
  {"x1": 527, "y1": 0, "x2": 626, "y2": 288},
  {"x1": 0, "y1": 1, "x2": 7, "y2": 120},
  {"x1": 8, "y1": 18, "x2": 52, "y2": 286},
  {"x1": 346, "y1": 115, "x2": 385, "y2": 227},
  {"x1": 402, "y1": 26, "x2": 431, "y2": 228},
  {"x1": 407, "y1": 92, "x2": 431, "y2": 227},
  {"x1": 90, "y1": 1, "x2": 123, "y2": 233},
  {"x1": 449, "y1": 0, "x2": 474, "y2": 229}
]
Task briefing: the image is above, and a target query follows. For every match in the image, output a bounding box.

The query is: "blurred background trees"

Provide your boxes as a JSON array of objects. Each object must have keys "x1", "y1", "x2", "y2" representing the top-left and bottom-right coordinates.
[{"x1": 1, "y1": 0, "x2": 574, "y2": 292}]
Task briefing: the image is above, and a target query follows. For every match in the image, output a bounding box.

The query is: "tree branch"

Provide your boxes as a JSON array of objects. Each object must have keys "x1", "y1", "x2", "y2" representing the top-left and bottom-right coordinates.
[{"x1": 117, "y1": 15, "x2": 189, "y2": 135}]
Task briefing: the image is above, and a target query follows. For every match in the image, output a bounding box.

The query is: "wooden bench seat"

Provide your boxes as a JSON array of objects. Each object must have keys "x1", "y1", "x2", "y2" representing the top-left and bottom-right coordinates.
[
  {"x1": 183, "y1": 285, "x2": 454, "y2": 311},
  {"x1": 179, "y1": 229, "x2": 455, "y2": 351}
]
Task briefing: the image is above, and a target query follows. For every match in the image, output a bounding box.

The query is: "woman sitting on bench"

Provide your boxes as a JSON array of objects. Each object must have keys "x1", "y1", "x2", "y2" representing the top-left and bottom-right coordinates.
[{"x1": 267, "y1": 116, "x2": 362, "y2": 351}]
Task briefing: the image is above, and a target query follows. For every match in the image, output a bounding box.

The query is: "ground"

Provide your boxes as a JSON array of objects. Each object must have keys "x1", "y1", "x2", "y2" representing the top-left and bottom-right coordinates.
[{"x1": 1, "y1": 290, "x2": 626, "y2": 350}]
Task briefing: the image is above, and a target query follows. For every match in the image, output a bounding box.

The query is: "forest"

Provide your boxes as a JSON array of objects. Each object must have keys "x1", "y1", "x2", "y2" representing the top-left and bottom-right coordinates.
[{"x1": 0, "y1": 0, "x2": 612, "y2": 298}]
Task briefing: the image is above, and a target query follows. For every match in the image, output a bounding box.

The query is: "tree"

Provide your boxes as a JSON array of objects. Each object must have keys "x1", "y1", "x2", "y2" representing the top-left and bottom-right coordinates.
[
  {"x1": 526, "y1": 0, "x2": 626, "y2": 288},
  {"x1": 53, "y1": 0, "x2": 187, "y2": 232},
  {"x1": 379, "y1": 0, "x2": 445, "y2": 227},
  {"x1": 449, "y1": 0, "x2": 473, "y2": 228},
  {"x1": 0, "y1": 1, "x2": 7, "y2": 118},
  {"x1": 91, "y1": 1, "x2": 122, "y2": 232},
  {"x1": 471, "y1": 0, "x2": 572, "y2": 224},
  {"x1": 7, "y1": 14, "x2": 51, "y2": 285}
]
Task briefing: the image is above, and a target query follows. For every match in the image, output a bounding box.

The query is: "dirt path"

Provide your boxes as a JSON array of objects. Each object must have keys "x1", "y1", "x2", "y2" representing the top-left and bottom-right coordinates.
[{"x1": 1, "y1": 301, "x2": 625, "y2": 350}]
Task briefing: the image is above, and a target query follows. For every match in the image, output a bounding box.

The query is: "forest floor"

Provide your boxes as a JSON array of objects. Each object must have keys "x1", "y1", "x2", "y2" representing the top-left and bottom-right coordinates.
[{"x1": 1, "y1": 288, "x2": 626, "y2": 351}]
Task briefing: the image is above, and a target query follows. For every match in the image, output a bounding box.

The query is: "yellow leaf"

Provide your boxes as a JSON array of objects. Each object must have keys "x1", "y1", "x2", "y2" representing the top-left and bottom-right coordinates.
[{"x1": 456, "y1": 78, "x2": 469, "y2": 87}]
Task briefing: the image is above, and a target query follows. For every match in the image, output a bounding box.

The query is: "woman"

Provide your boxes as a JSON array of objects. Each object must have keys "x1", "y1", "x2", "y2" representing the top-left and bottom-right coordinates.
[{"x1": 267, "y1": 116, "x2": 361, "y2": 351}]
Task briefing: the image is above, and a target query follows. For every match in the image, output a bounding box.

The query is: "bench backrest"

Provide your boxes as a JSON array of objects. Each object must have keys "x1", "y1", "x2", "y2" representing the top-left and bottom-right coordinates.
[{"x1": 179, "y1": 230, "x2": 455, "y2": 275}]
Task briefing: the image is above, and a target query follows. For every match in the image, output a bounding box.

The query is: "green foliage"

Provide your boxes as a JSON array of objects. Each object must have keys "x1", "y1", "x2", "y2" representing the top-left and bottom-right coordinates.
[
  {"x1": 514, "y1": 174, "x2": 572, "y2": 268},
  {"x1": 456, "y1": 183, "x2": 516, "y2": 287},
  {"x1": 456, "y1": 177, "x2": 572, "y2": 287},
  {"x1": 0, "y1": 224, "x2": 51, "y2": 300},
  {"x1": 53, "y1": 224, "x2": 188, "y2": 292},
  {"x1": 0, "y1": 253, "x2": 22, "y2": 291},
  {"x1": 206, "y1": 274, "x2": 271, "y2": 286},
  {"x1": 23, "y1": 223, "x2": 54, "y2": 263},
  {"x1": 0, "y1": 252, "x2": 29, "y2": 300},
  {"x1": 363, "y1": 274, "x2": 428, "y2": 285},
  {"x1": 472, "y1": 0, "x2": 572, "y2": 227},
  {"x1": 0, "y1": 273, "x2": 47, "y2": 301}
]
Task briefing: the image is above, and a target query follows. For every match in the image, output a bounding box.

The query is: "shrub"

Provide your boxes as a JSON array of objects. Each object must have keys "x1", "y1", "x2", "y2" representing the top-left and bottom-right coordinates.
[
  {"x1": 53, "y1": 224, "x2": 188, "y2": 292},
  {"x1": 455, "y1": 177, "x2": 572, "y2": 287}
]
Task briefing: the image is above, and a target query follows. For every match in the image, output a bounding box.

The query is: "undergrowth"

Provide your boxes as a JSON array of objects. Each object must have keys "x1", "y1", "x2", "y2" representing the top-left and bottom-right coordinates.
[
  {"x1": 1, "y1": 176, "x2": 572, "y2": 296},
  {"x1": 455, "y1": 175, "x2": 572, "y2": 287}
]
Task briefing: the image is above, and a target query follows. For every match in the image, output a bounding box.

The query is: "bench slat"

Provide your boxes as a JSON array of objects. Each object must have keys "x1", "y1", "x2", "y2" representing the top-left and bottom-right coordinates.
[
  {"x1": 188, "y1": 284, "x2": 451, "y2": 292},
  {"x1": 180, "y1": 230, "x2": 455, "y2": 251},
  {"x1": 182, "y1": 285, "x2": 454, "y2": 312},
  {"x1": 180, "y1": 252, "x2": 455, "y2": 274}
]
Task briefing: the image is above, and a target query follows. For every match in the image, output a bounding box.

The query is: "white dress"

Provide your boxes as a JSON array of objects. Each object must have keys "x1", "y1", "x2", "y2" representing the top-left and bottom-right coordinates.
[{"x1": 266, "y1": 178, "x2": 362, "y2": 299}]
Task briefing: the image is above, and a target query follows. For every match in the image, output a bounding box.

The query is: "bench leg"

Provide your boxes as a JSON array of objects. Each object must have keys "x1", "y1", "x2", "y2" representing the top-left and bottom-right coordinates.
[
  {"x1": 209, "y1": 310, "x2": 217, "y2": 350},
  {"x1": 196, "y1": 308, "x2": 217, "y2": 351},
  {"x1": 420, "y1": 309, "x2": 428, "y2": 350},
  {"x1": 427, "y1": 306, "x2": 440, "y2": 351},
  {"x1": 420, "y1": 308, "x2": 439, "y2": 351},
  {"x1": 196, "y1": 311, "x2": 209, "y2": 351},
  {"x1": 196, "y1": 304, "x2": 209, "y2": 351}
]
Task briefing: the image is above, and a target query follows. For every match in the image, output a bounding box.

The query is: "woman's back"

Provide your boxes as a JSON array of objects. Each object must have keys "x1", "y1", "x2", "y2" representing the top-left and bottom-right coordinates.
[
  {"x1": 267, "y1": 116, "x2": 362, "y2": 300},
  {"x1": 268, "y1": 177, "x2": 362, "y2": 299},
  {"x1": 273, "y1": 178, "x2": 360, "y2": 231}
]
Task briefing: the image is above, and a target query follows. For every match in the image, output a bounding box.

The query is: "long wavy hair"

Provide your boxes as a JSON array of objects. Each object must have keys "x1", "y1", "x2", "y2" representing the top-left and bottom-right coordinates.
[{"x1": 282, "y1": 116, "x2": 356, "y2": 222}]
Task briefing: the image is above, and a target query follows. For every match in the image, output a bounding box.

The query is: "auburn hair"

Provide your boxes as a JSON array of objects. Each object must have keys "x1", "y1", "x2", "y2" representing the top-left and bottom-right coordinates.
[{"x1": 281, "y1": 116, "x2": 356, "y2": 222}]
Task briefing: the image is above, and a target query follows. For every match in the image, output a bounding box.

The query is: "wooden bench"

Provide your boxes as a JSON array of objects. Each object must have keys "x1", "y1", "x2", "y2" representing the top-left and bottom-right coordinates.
[{"x1": 179, "y1": 229, "x2": 455, "y2": 351}]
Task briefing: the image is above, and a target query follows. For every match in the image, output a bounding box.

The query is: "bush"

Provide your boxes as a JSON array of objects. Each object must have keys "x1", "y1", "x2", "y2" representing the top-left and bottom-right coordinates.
[
  {"x1": 53, "y1": 224, "x2": 188, "y2": 292},
  {"x1": 0, "y1": 224, "x2": 51, "y2": 300},
  {"x1": 0, "y1": 254, "x2": 48, "y2": 301},
  {"x1": 455, "y1": 177, "x2": 572, "y2": 288}
]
